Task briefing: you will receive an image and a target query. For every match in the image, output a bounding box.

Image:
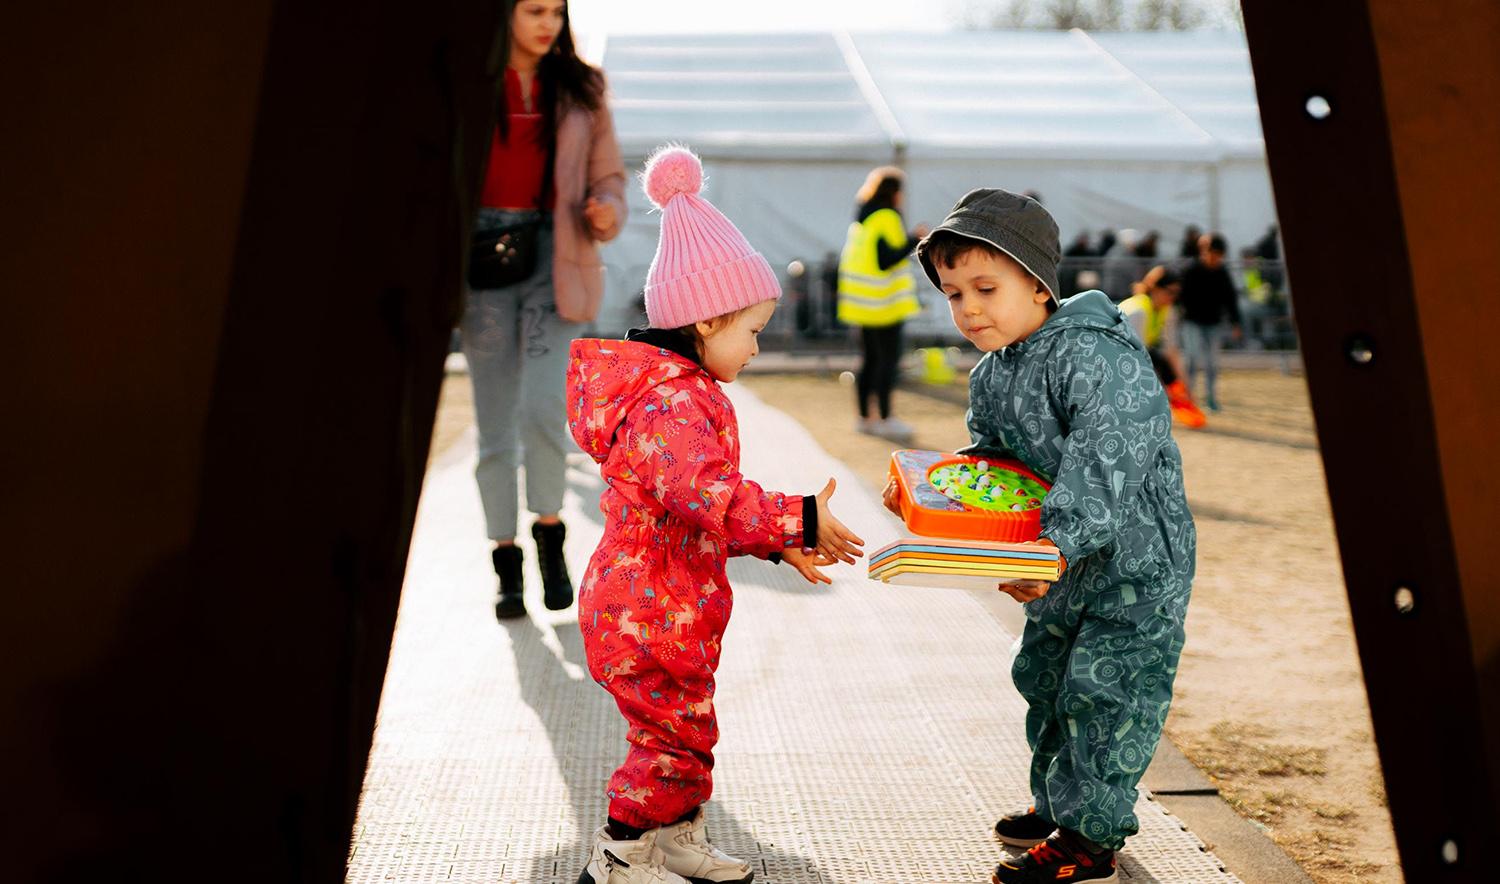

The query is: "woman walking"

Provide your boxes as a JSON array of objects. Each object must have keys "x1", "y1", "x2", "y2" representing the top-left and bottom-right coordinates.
[
  {"x1": 464, "y1": 0, "x2": 625, "y2": 621},
  {"x1": 837, "y1": 167, "x2": 928, "y2": 441}
]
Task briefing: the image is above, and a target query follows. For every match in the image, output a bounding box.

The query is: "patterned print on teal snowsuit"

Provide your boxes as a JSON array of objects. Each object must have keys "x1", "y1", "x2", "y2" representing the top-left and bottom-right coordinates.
[{"x1": 963, "y1": 290, "x2": 1196, "y2": 850}]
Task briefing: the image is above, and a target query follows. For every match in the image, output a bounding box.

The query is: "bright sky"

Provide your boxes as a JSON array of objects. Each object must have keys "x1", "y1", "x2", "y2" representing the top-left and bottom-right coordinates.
[{"x1": 568, "y1": 0, "x2": 955, "y2": 35}]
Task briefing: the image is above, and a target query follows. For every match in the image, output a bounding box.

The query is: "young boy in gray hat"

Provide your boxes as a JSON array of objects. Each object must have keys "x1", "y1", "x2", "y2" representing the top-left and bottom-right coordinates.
[{"x1": 888, "y1": 189, "x2": 1197, "y2": 883}]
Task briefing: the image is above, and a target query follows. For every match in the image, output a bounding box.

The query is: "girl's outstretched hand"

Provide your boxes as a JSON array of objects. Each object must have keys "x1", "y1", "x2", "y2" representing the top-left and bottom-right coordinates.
[
  {"x1": 782, "y1": 547, "x2": 836, "y2": 585},
  {"x1": 814, "y1": 478, "x2": 865, "y2": 564}
]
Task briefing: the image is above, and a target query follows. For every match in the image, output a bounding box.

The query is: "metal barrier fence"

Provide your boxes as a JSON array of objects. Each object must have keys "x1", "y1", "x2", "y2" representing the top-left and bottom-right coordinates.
[{"x1": 592, "y1": 256, "x2": 1297, "y2": 353}]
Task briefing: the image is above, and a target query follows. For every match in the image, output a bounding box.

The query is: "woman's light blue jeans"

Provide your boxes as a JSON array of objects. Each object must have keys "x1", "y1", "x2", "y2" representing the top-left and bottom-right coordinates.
[{"x1": 460, "y1": 209, "x2": 579, "y2": 542}]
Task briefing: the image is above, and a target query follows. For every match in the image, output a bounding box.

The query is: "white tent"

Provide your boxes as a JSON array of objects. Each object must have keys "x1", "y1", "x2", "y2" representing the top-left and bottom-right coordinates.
[{"x1": 593, "y1": 28, "x2": 1274, "y2": 334}]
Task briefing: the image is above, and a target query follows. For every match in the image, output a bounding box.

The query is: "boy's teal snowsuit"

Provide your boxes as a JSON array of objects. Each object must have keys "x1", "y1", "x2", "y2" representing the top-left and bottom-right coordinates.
[{"x1": 964, "y1": 291, "x2": 1196, "y2": 849}]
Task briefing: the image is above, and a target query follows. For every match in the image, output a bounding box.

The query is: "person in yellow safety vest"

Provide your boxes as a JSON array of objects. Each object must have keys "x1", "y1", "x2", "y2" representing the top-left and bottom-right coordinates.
[
  {"x1": 1121, "y1": 265, "x2": 1206, "y2": 428},
  {"x1": 838, "y1": 166, "x2": 929, "y2": 441}
]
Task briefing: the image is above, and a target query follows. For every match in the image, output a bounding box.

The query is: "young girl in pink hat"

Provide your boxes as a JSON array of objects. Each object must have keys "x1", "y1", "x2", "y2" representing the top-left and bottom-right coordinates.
[{"x1": 566, "y1": 145, "x2": 865, "y2": 884}]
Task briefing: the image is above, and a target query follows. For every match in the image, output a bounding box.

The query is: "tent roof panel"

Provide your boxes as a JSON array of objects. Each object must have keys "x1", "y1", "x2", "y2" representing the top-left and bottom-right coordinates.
[
  {"x1": 850, "y1": 29, "x2": 1218, "y2": 156},
  {"x1": 605, "y1": 31, "x2": 892, "y2": 157},
  {"x1": 1089, "y1": 31, "x2": 1263, "y2": 151},
  {"x1": 600, "y1": 28, "x2": 1263, "y2": 161}
]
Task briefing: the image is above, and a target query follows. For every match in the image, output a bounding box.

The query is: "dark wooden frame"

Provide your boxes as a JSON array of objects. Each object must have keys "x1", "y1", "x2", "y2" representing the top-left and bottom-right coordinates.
[{"x1": 1242, "y1": 1, "x2": 1500, "y2": 879}]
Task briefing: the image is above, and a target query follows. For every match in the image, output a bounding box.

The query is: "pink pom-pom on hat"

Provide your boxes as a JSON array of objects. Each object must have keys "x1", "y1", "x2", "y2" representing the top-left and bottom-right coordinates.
[
  {"x1": 642, "y1": 144, "x2": 704, "y2": 208},
  {"x1": 640, "y1": 144, "x2": 781, "y2": 330}
]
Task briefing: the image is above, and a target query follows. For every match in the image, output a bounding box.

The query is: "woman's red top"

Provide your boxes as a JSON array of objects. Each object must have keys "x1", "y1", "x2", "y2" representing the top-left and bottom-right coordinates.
[{"x1": 481, "y1": 68, "x2": 555, "y2": 210}]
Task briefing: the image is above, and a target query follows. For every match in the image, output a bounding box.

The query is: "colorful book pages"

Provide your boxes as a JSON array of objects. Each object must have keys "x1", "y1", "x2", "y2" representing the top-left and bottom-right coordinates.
[{"x1": 868, "y1": 537, "x2": 1062, "y2": 590}]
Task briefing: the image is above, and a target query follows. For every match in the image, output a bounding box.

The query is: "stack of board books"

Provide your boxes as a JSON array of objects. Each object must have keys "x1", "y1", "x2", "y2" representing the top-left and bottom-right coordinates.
[{"x1": 868, "y1": 537, "x2": 1062, "y2": 590}]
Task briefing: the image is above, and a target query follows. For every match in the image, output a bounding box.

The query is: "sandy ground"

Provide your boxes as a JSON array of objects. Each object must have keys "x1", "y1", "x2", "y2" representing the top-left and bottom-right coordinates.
[
  {"x1": 739, "y1": 368, "x2": 1399, "y2": 884},
  {"x1": 427, "y1": 364, "x2": 1399, "y2": 883}
]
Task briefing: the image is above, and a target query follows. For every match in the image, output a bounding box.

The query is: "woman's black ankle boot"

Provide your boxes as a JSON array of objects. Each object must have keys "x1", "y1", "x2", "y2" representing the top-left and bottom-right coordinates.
[
  {"x1": 531, "y1": 521, "x2": 574, "y2": 611},
  {"x1": 492, "y1": 545, "x2": 525, "y2": 620}
]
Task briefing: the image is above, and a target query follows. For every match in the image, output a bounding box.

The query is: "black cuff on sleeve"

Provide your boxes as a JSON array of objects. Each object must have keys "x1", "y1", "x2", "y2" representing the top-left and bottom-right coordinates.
[
  {"x1": 768, "y1": 552, "x2": 783, "y2": 564},
  {"x1": 802, "y1": 495, "x2": 818, "y2": 548}
]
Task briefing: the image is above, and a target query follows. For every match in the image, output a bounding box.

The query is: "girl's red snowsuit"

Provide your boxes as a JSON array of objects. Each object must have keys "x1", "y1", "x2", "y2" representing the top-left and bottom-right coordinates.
[{"x1": 566, "y1": 338, "x2": 807, "y2": 828}]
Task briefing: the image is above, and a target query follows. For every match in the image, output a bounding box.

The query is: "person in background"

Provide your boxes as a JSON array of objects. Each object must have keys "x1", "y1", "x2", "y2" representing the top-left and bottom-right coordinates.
[
  {"x1": 1060, "y1": 230, "x2": 1094, "y2": 297},
  {"x1": 465, "y1": 0, "x2": 626, "y2": 621},
  {"x1": 1120, "y1": 265, "x2": 1206, "y2": 428},
  {"x1": 1256, "y1": 223, "x2": 1285, "y2": 293},
  {"x1": 1095, "y1": 228, "x2": 1117, "y2": 259},
  {"x1": 1178, "y1": 224, "x2": 1202, "y2": 258},
  {"x1": 1101, "y1": 228, "x2": 1139, "y2": 300},
  {"x1": 837, "y1": 166, "x2": 929, "y2": 441},
  {"x1": 1240, "y1": 247, "x2": 1271, "y2": 305},
  {"x1": 1122, "y1": 266, "x2": 1186, "y2": 384},
  {"x1": 1134, "y1": 230, "x2": 1160, "y2": 258},
  {"x1": 1177, "y1": 233, "x2": 1242, "y2": 412}
]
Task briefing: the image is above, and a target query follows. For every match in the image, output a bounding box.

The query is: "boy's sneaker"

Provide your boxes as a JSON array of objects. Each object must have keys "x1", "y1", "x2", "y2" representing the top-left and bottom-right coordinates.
[
  {"x1": 992, "y1": 806, "x2": 1056, "y2": 848},
  {"x1": 578, "y1": 826, "x2": 690, "y2": 884},
  {"x1": 657, "y1": 807, "x2": 755, "y2": 883},
  {"x1": 992, "y1": 830, "x2": 1118, "y2": 884}
]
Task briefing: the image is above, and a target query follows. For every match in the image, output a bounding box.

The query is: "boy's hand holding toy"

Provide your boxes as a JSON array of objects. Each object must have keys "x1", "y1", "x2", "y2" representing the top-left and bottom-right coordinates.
[
  {"x1": 996, "y1": 538, "x2": 1067, "y2": 603},
  {"x1": 881, "y1": 475, "x2": 901, "y2": 516}
]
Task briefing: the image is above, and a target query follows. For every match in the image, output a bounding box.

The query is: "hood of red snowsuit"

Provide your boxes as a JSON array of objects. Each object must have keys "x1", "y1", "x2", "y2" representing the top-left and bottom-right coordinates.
[{"x1": 567, "y1": 338, "x2": 710, "y2": 461}]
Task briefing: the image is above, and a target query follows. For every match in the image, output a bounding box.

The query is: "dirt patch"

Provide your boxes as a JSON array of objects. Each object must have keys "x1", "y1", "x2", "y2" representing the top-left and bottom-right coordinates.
[{"x1": 741, "y1": 368, "x2": 1400, "y2": 884}]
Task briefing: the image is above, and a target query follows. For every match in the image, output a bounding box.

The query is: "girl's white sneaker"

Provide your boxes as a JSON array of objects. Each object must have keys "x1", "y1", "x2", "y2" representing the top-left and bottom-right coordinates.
[
  {"x1": 656, "y1": 808, "x2": 755, "y2": 883},
  {"x1": 578, "y1": 827, "x2": 691, "y2": 884}
]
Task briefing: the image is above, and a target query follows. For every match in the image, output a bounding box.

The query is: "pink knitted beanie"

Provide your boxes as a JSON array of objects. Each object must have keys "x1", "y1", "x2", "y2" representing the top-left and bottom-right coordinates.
[{"x1": 640, "y1": 145, "x2": 781, "y2": 329}]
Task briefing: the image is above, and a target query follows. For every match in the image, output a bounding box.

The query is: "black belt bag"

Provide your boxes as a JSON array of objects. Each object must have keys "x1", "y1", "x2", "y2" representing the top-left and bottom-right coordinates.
[
  {"x1": 470, "y1": 116, "x2": 557, "y2": 290},
  {"x1": 468, "y1": 217, "x2": 542, "y2": 290}
]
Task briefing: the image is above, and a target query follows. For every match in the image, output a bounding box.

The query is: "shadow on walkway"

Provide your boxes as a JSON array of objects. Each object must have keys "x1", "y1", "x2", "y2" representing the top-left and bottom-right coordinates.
[{"x1": 503, "y1": 610, "x2": 814, "y2": 882}]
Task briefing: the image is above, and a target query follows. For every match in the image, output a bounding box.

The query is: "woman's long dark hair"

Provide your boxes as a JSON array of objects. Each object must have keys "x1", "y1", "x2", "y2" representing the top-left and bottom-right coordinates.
[{"x1": 497, "y1": 0, "x2": 605, "y2": 147}]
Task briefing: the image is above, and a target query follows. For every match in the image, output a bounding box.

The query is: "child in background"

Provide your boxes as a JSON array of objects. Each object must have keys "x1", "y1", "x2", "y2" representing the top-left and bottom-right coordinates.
[
  {"x1": 889, "y1": 189, "x2": 1196, "y2": 883},
  {"x1": 1120, "y1": 265, "x2": 1186, "y2": 388},
  {"x1": 1119, "y1": 266, "x2": 1206, "y2": 429},
  {"x1": 568, "y1": 145, "x2": 865, "y2": 884}
]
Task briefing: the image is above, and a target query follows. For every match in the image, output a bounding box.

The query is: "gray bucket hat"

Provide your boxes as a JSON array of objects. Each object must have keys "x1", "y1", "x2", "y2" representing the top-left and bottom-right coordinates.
[{"x1": 916, "y1": 188, "x2": 1061, "y2": 304}]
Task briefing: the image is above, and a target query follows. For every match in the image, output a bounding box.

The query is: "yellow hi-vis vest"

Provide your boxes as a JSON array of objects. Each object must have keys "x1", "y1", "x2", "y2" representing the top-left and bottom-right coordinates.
[
  {"x1": 837, "y1": 207, "x2": 920, "y2": 327},
  {"x1": 1120, "y1": 292, "x2": 1167, "y2": 348}
]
